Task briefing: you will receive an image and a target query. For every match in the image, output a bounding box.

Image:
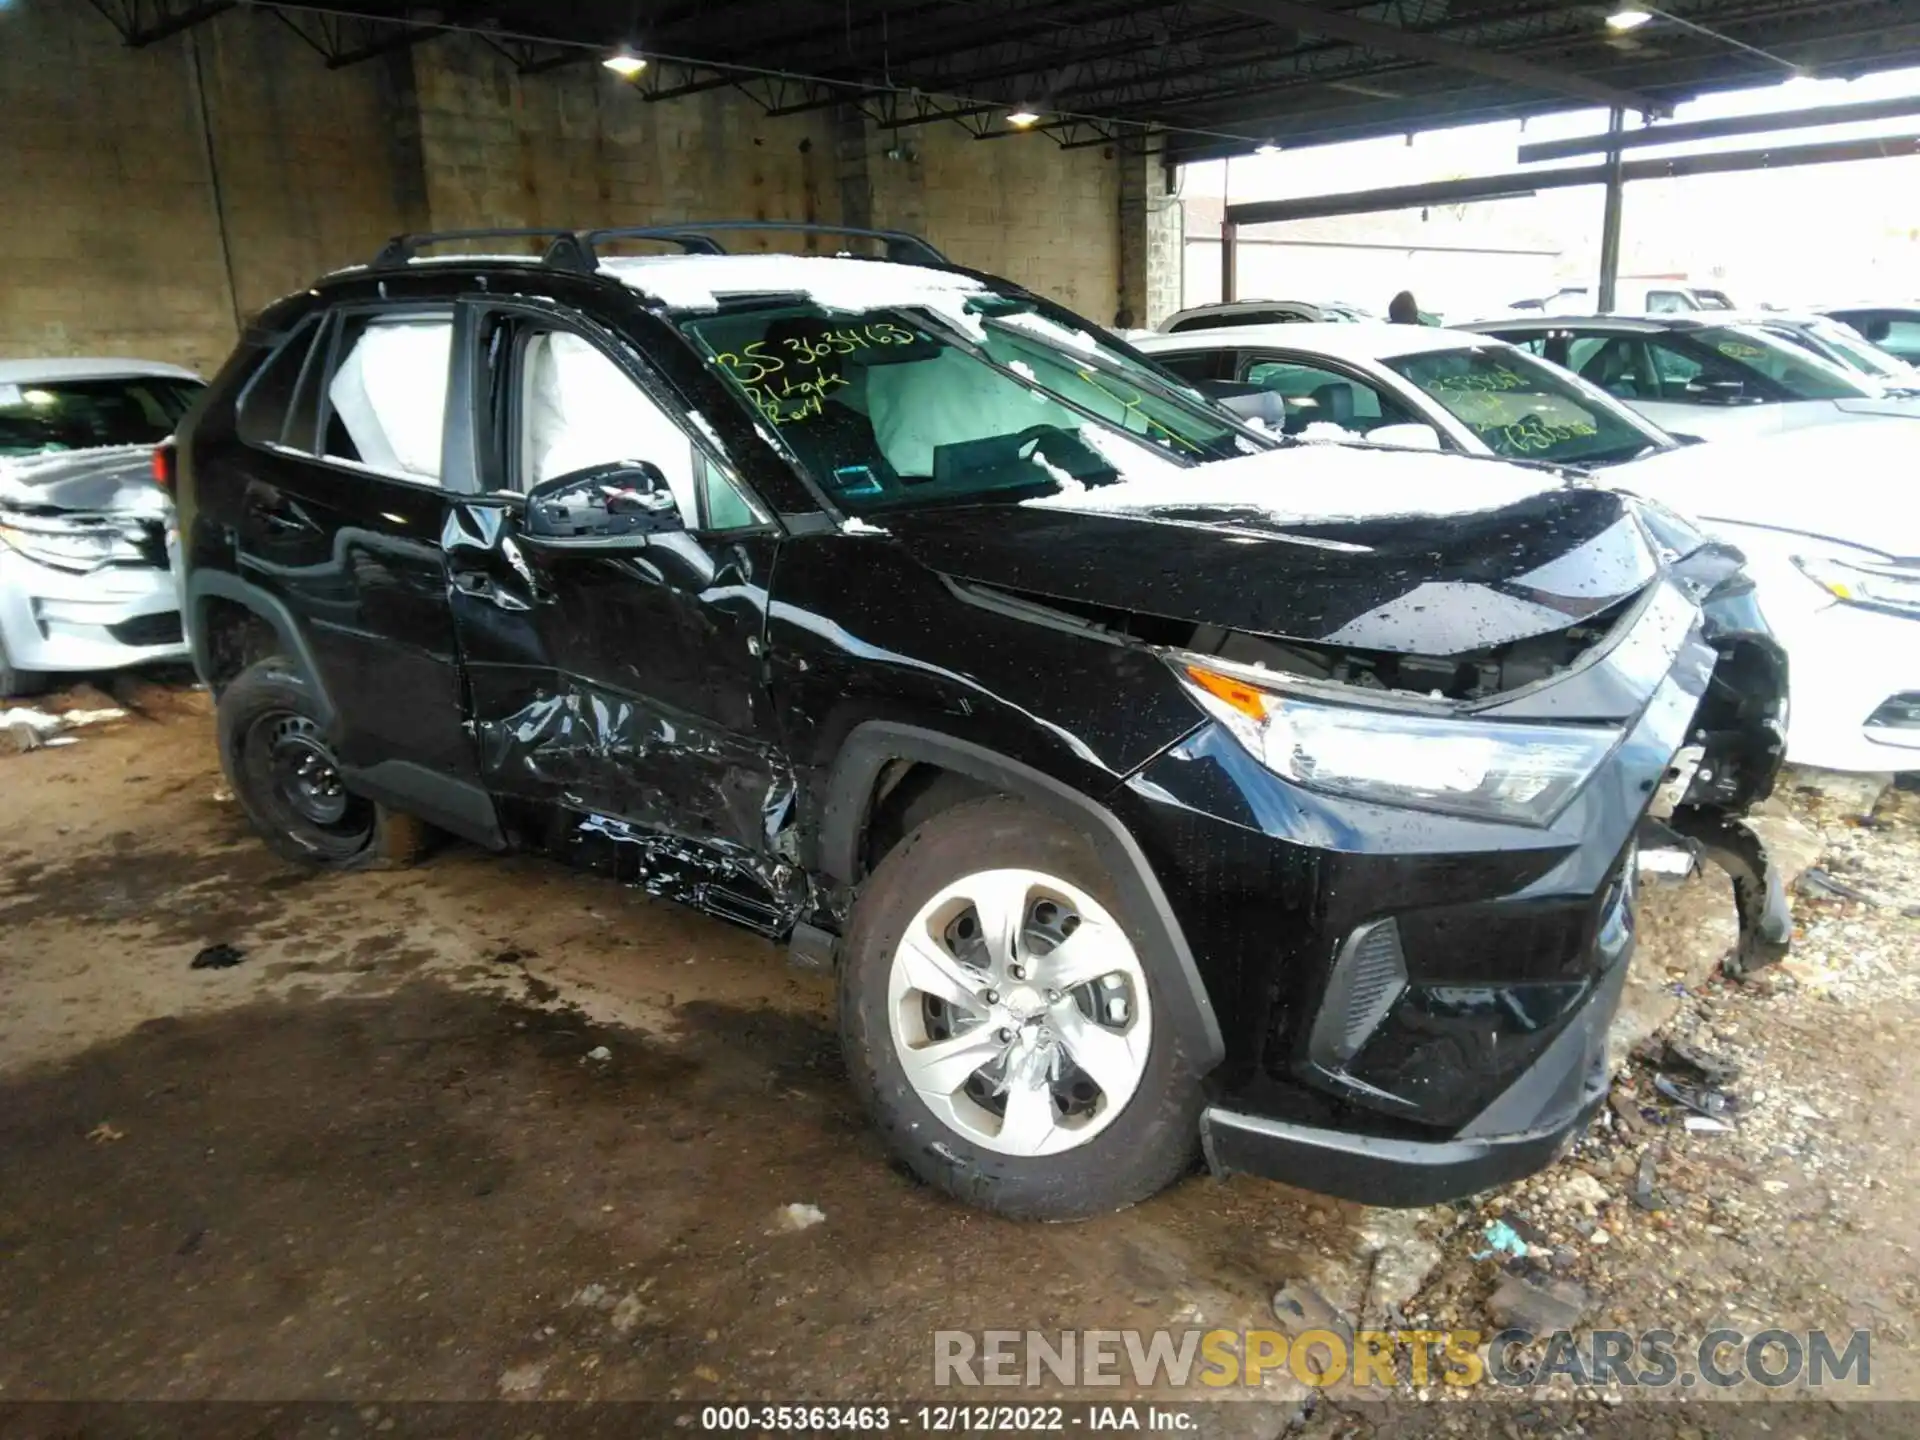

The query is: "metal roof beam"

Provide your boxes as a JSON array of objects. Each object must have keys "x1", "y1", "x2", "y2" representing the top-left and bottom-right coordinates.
[
  {"x1": 1208, "y1": 0, "x2": 1663, "y2": 115},
  {"x1": 1517, "y1": 89, "x2": 1920, "y2": 162},
  {"x1": 1224, "y1": 128, "x2": 1920, "y2": 224}
]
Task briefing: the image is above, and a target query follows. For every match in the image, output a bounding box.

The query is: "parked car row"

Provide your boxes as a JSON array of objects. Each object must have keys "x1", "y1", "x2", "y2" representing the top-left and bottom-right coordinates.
[
  {"x1": 1138, "y1": 314, "x2": 1919, "y2": 777},
  {"x1": 7, "y1": 221, "x2": 1897, "y2": 1227}
]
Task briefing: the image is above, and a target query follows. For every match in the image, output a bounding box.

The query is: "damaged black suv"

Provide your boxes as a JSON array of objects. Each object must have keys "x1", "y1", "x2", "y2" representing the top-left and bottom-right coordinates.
[{"x1": 175, "y1": 222, "x2": 1790, "y2": 1220}]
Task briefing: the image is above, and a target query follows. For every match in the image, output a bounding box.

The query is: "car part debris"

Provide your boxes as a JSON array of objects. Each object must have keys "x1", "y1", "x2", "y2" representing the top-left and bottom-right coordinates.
[
  {"x1": 189, "y1": 943, "x2": 246, "y2": 970},
  {"x1": 1668, "y1": 809, "x2": 1792, "y2": 977},
  {"x1": 1797, "y1": 867, "x2": 1879, "y2": 905},
  {"x1": 1684, "y1": 1115, "x2": 1734, "y2": 1133},
  {"x1": 1653, "y1": 1072, "x2": 1735, "y2": 1120},
  {"x1": 1487, "y1": 1274, "x2": 1591, "y2": 1334},
  {"x1": 1272, "y1": 1280, "x2": 1353, "y2": 1349},
  {"x1": 1647, "y1": 1037, "x2": 1741, "y2": 1088}
]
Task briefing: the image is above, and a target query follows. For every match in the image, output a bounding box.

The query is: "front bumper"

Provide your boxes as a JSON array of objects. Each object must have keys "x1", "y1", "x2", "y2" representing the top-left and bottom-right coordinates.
[
  {"x1": 1201, "y1": 898, "x2": 1626, "y2": 1206},
  {"x1": 1112, "y1": 572, "x2": 1785, "y2": 1203},
  {"x1": 0, "y1": 549, "x2": 188, "y2": 673}
]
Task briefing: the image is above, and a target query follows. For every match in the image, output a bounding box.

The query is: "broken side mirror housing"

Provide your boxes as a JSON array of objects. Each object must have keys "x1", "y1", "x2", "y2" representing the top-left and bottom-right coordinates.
[{"x1": 523, "y1": 461, "x2": 684, "y2": 550}]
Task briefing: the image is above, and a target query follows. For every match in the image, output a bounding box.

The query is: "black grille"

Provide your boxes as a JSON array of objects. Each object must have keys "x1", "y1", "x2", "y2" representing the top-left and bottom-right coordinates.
[{"x1": 108, "y1": 611, "x2": 183, "y2": 648}]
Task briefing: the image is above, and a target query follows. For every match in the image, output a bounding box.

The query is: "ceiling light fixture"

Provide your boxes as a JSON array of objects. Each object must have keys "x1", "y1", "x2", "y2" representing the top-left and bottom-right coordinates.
[
  {"x1": 1006, "y1": 107, "x2": 1043, "y2": 128},
  {"x1": 602, "y1": 46, "x2": 647, "y2": 77},
  {"x1": 1255, "y1": 140, "x2": 1282, "y2": 155},
  {"x1": 1605, "y1": 8, "x2": 1653, "y2": 29}
]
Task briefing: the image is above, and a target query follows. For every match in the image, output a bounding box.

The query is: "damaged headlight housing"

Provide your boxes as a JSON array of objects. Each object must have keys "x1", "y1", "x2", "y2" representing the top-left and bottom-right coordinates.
[
  {"x1": 1175, "y1": 660, "x2": 1618, "y2": 824},
  {"x1": 0, "y1": 510, "x2": 141, "y2": 573},
  {"x1": 1792, "y1": 554, "x2": 1920, "y2": 620}
]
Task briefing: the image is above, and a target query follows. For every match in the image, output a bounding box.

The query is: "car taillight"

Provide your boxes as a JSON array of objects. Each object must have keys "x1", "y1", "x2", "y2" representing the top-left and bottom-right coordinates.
[{"x1": 151, "y1": 443, "x2": 175, "y2": 493}]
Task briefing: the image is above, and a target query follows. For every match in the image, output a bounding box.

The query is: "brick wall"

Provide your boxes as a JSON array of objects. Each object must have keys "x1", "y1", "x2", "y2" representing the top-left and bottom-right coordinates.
[{"x1": 0, "y1": 6, "x2": 1138, "y2": 375}]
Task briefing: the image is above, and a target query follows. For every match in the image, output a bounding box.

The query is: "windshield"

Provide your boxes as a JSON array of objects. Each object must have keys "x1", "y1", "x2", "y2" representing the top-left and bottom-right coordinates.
[
  {"x1": 1800, "y1": 319, "x2": 1916, "y2": 383},
  {"x1": 675, "y1": 293, "x2": 1254, "y2": 514},
  {"x1": 1686, "y1": 326, "x2": 1874, "y2": 399},
  {"x1": 0, "y1": 375, "x2": 202, "y2": 458},
  {"x1": 1383, "y1": 346, "x2": 1662, "y2": 466}
]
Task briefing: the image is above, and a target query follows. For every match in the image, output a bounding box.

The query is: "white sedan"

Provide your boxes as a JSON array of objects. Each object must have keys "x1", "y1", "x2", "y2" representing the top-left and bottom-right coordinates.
[
  {"x1": 1136, "y1": 321, "x2": 1675, "y2": 468},
  {"x1": 1609, "y1": 426, "x2": 1919, "y2": 775},
  {"x1": 1137, "y1": 323, "x2": 1918, "y2": 774}
]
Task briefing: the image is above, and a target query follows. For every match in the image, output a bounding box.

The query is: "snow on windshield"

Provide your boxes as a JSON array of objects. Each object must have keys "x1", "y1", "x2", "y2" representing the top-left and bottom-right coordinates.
[{"x1": 1026, "y1": 443, "x2": 1561, "y2": 526}]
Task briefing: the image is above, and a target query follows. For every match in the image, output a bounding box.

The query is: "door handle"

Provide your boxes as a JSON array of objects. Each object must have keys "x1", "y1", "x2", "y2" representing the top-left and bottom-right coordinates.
[{"x1": 451, "y1": 570, "x2": 530, "y2": 612}]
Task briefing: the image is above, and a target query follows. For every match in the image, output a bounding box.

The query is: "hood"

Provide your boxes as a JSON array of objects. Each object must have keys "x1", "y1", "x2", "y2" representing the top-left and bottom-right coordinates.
[
  {"x1": 1607, "y1": 423, "x2": 1920, "y2": 556},
  {"x1": 885, "y1": 444, "x2": 1659, "y2": 654},
  {"x1": 0, "y1": 446, "x2": 170, "y2": 517}
]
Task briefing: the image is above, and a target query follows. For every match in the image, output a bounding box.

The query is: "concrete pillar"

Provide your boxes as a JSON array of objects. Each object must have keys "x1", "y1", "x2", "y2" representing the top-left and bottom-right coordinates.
[{"x1": 1118, "y1": 149, "x2": 1183, "y2": 328}]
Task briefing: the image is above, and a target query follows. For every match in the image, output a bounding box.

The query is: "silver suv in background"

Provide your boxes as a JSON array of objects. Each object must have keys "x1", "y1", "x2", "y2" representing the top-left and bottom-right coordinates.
[{"x1": 0, "y1": 359, "x2": 202, "y2": 696}]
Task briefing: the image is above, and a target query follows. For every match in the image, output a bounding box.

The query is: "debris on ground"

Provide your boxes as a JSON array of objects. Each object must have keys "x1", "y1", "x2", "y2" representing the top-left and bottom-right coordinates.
[
  {"x1": 0, "y1": 705, "x2": 129, "y2": 756},
  {"x1": 1797, "y1": 867, "x2": 1880, "y2": 905},
  {"x1": 1652, "y1": 1072, "x2": 1735, "y2": 1120},
  {"x1": 774, "y1": 1202, "x2": 826, "y2": 1232},
  {"x1": 581, "y1": 1045, "x2": 612, "y2": 1065},
  {"x1": 495, "y1": 1360, "x2": 548, "y2": 1396},
  {"x1": 1631, "y1": 1153, "x2": 1663, "y2": 1211},
  {"x1": 1645, "y1": 1036, "x2": 1741, "y2": 1088},
  {"x1": 1473, "y1": 1219, "x2": 1529, "y2": 1260},
  {"x1": 1683, "y1": 1114, "x2": 1733, "y2": 1133},
  {"x1": 1271, "y1": 1279, "x2": 1353, "y2": 1347},
  {"x1": 86, "y1": 1123, "x2": 125, "y2": 1144},
  {"x1": 189, "y1": 943, "x2": 246, "y2": 970},
  {"x1": 1486, "y1": 1273, "x2": 1592, "y2": 1333}
]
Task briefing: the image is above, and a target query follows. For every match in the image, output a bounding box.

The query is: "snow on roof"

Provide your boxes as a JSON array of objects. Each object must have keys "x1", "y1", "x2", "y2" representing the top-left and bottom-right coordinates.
[
  {"x1": 1136, "y1": 322, "x2": 1507, "y2": 366},
  {"x1": 597, "y1": 252, "x2": 990, "y2": 314},
  {"x1": 0, "y1": 357, "x2": 202, "y2": 384}
]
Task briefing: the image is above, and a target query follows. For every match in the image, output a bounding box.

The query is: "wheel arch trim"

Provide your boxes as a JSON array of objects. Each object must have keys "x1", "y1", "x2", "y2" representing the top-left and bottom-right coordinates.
[
  {"x1": 820, "y1": 721, "x2": 1225, "y2": 1070},
  {"x1": 186, "y1": 570, "x2": 336, "y2": 726}
]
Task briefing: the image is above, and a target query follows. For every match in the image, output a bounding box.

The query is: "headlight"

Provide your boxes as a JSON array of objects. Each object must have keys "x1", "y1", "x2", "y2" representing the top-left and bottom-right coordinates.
[
  {"x1": 0, "y1": 511, "x2": 141, "y2": 573},
  {"x1": 1792, "y1": 554, "x2": 1920, "y2": 619},
  {"x1": 1175, "y1": 660, "x2": 1618, "y2": 824}
]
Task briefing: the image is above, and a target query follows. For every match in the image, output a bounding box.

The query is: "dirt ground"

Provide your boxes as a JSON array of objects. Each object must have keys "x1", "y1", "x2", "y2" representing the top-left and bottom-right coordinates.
[{"x1": 1, "y1": 681, "x2": 1917, "y2": 1435}]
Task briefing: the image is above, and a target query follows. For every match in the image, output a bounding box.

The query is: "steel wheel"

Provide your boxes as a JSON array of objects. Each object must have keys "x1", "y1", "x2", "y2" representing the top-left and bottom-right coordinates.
[
  {"x1": 238, "y1": 705, "x2": 374, "y2": 853},
  {"x1": 886, "y1": 867, "x2": 1153, "y2": 1157}
]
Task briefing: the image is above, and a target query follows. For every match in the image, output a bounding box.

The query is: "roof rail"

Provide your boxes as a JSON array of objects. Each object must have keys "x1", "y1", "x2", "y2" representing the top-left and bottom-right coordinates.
[
  {"x1": 583, "y1": 222, "x2": 949, "y2": 267},
  {"x1": 369, "y1": 221, "x2": 948, "y2": 273},
  {"x1": 371, "y1": 228, "x2": 593, "y2": 271}
]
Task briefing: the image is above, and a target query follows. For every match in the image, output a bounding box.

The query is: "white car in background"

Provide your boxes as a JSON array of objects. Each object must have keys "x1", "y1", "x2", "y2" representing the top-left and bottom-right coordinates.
[
  {"x1": 1608, "y1": 426, "x2": 1919, "y2": 774},
  {"x1": 1459, "y1": 315, "x2": 1920, "y2": 442},
  {"x1": 1136, "y1": 321, "x2": 1675, "y2": 468},
  {"x1": 1136, "y1": 323, "x2": 1916, "y2": 774},
  {"x1": 0, "y1": 358, "x2": 201, "y2": 696}
]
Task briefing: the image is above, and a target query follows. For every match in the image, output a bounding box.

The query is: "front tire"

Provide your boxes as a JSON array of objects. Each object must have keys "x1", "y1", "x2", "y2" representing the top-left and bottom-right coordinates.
[{"x1": 839, "y1": 796, "x2": 1203, "y2": 1220}]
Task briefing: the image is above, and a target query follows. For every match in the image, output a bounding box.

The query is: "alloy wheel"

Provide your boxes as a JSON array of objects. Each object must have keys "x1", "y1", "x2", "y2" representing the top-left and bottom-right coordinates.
[{"x1": 886, "y1": 868, "x2": 1152, "y2": 1157}]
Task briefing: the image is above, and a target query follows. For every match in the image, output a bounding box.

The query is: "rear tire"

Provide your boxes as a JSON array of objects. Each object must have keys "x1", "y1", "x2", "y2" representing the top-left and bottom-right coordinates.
[
  {"x1": 839, "y1": 795, "x2": 1203, "y2": 1220},
  {"x1": 218, "y1": 657, "x2": 420, "y2": 870}
]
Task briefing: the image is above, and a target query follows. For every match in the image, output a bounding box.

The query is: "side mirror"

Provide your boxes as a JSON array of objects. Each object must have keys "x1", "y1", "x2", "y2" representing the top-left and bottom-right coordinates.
[
  {"x1": 1364, "y1": 422, "x2": 1443, "y2": 451},
  {"x1": 1197, "y1": 380, "x2": 1287, "y2": 430},
  {"x1": 524, "y1": 461, "x2": 683, "y2": 549}
]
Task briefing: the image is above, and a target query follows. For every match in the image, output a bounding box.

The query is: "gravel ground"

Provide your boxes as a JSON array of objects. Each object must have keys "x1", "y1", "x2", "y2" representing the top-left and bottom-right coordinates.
[{"x1": 0, "y1": 684, "x2": 1915, "y2": 1438}]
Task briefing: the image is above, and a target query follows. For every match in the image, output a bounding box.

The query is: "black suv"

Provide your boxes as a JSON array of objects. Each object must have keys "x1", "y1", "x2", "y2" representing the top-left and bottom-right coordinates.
[{"x1": 175, "y1": 222, "x2": 1790, "y2": 1221}]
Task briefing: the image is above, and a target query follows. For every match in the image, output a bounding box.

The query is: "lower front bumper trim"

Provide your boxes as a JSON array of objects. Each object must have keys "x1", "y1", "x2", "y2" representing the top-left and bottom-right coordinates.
[{"x1": 1200, "y1": 1067, "x2": 1609, "y2": 1208}]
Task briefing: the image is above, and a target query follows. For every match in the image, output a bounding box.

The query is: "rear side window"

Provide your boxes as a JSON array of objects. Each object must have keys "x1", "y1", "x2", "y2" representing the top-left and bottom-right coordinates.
[
  {"x1": 237, "y1": 317, "x2": 321, "y2": 448},
  {"x1": 321, "y1": 312, "x2": 454, "y2": 483}
]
